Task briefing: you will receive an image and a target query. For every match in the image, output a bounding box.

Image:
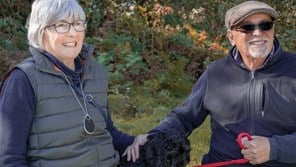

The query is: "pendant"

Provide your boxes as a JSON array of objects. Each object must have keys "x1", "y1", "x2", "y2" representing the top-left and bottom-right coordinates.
[{"x1": 83, "y1": 114, "x2": 95, "y2": 135}]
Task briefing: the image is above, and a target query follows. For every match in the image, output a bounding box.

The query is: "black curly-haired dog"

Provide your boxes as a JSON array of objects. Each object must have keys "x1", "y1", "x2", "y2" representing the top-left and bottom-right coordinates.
[{"x1": 119, "y1": 128, "x2": 191, "y2": 167}]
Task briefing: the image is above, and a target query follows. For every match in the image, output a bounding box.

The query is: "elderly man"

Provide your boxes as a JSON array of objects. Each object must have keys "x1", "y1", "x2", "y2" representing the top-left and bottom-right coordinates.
[{"x1": 125, "y1": 1, "x2": 296, "y2": 166}]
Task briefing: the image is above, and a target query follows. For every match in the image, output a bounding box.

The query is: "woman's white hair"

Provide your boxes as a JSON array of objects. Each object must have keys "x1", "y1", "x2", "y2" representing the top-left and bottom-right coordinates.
[{"x1": 27, "y1": 0, "x2": 86, "y2": 50}]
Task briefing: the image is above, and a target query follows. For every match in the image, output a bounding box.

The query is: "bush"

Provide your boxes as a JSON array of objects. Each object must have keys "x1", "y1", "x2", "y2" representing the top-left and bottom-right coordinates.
[{"x1": 1, "y1": 0, "x2": 296, "y2": 106}]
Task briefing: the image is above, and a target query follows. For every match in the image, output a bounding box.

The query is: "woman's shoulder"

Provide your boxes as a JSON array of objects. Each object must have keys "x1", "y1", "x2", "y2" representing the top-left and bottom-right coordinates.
[{"x1": 0, "y1": 68, "x2": 32, "y2": 94}]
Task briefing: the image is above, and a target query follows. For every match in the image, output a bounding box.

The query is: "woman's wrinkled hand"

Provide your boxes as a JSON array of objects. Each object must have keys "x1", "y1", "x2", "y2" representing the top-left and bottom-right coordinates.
[{"x1": 123, "y1": 134, "x2": 149, "y2": 162}]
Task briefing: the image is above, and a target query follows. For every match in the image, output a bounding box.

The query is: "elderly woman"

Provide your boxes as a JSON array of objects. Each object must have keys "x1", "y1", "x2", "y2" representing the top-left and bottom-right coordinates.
[{"x1": 0, "y1": 0, "x2": 142, "y2": 166}]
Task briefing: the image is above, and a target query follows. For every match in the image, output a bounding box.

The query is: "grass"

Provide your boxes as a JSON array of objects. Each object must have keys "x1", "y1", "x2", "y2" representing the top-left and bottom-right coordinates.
[{"x1": 112, "y1": 110, "x2": 211, "y2": 166}]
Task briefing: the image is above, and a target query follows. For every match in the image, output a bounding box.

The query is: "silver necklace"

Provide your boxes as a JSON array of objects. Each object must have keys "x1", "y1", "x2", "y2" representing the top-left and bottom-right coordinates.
[{"x1": 63, "y1": 74, "x2": 96, "y2": 135}]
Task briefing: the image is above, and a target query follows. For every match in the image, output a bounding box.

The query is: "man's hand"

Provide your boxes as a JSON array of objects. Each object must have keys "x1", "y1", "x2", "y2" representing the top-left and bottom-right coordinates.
[
  {"x1": 123, "y1": 134, "x2": 149, "y2": 162},
  {"x1": 241, "y1": 136, "x2": 270, "y2": 164}
]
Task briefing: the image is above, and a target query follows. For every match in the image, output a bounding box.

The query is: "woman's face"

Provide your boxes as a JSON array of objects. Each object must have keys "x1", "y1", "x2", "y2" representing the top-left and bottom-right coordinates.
[{"x1": 43, "y1": 19, "x2": 85, "y2": 67}]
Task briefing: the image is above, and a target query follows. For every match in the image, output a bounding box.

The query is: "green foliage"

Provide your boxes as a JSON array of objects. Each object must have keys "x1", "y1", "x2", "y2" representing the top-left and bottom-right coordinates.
[
  {"x1": 2, "y1": 0, "x2": 296, "y2": 80},
  {"x1": 91, "y1": 33, "x2": 148, "y2": 86},
  {"x1": 0, "y1": 0, "x2": 29, "y2": 51},
  {"x1": 79, "y1": 0, "x2": 105, "y2": 37},
  {"x1": 270, "y1": 0, "x2": 296, "y2": 51},
  {"x1": 0, "y1": 17, "x2": 27, "y2": 50},
  {"x1": 151, "y1": 56, "x2": 194, "y2": 97}
]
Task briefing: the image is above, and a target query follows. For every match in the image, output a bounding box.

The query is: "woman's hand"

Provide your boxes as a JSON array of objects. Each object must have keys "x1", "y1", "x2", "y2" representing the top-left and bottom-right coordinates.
[{"x1": 123, "y1": 134, "x2": 149, "y2": 162}]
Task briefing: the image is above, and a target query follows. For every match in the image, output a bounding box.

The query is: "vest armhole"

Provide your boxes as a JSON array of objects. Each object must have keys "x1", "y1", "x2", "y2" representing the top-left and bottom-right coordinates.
[{"x1": 16, "y1": 64, "x2": 39, "y2": 104}]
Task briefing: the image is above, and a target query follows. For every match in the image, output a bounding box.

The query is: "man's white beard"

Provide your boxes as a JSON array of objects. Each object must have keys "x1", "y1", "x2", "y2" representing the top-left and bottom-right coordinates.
[
  {"x1": 248, "y1": 38, "x2": 271, "y2": 58},
  {"x1": 248, "y1": 45, "x2": 270, "y2": 58}
]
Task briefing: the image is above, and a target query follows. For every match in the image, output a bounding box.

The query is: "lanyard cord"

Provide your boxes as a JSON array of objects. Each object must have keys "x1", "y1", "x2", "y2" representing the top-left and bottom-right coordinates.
[
  {"x1": 62, "y1": 73, "x2": 90, "y2": 117},
  {"x1": 61, "y1": 71, "x2": 96, "y2": 135}
]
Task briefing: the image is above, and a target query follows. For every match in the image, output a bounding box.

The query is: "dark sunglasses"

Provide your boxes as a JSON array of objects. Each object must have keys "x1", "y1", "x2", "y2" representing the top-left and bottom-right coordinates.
[{"x1": 233, "y1": 21, "x2": 274, "y2": 33}]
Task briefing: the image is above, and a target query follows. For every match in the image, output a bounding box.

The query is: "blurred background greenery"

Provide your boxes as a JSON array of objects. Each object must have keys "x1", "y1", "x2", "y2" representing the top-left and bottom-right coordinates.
[{"x1": 1, "y1": 0, "x2": 296, "y2": 165}]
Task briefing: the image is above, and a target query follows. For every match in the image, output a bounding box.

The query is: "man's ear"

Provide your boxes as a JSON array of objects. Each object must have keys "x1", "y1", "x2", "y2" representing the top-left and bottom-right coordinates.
[{"x1": 227, "y1": 30, "x2": 235, "y2": 46}]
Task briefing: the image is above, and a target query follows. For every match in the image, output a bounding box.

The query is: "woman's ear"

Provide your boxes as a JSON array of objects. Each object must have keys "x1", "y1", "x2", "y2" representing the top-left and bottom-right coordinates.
[{"x1": 227, "y1": 30, "x2": 235, "y2": 46}]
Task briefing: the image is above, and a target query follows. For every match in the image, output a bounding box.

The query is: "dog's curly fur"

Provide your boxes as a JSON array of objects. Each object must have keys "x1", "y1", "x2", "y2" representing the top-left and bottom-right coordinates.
[{"x1": 120, "y1": 128, "x2": 191, "y2": 167}]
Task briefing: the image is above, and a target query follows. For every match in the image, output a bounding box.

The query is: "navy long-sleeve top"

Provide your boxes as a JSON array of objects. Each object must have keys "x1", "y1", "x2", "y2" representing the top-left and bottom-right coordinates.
[{"x1": 0, "y1": 52, "x2": 134, "y2": 166}]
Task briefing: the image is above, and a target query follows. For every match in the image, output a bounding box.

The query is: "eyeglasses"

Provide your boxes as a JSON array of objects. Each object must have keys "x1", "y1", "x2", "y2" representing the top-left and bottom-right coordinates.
[
  {"x1": 232, "y1": 21, "x2": 274, "y2": 33},
  {"x1": 46, "y1": 20, "x2": 87, "y2": 34}
]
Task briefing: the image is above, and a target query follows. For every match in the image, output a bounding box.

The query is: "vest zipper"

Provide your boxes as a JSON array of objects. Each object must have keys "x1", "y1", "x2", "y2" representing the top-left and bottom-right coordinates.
[
  {"x1": 261, "y1": 84, "x2": 265, "y2": 117},
  {"x1": 249, "y1": 71, "x2": 256, "y2": 133}
]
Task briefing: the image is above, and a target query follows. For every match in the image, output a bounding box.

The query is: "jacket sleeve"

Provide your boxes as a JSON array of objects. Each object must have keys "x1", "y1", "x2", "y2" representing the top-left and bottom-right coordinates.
[
  {"x1": 269, "y1": 132, "x2": 296, "y2": 163},
  {"x1": 151, "y1": 71, "x2": 209, "y2": 136},
  {"x1": 105, "y1": 107, "x2": 135, "y2": 155},
  {"x1": 0, "y1": 69, "x2": 35, "y2": 167}
]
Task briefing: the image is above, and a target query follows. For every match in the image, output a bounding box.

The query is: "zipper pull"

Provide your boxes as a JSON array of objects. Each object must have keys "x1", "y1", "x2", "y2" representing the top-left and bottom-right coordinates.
[
  {"x1": 251, "y1": 71, "x2": 255, "y2": 79},
  {"x1": 261, "y1": 110, "x2": 264, "y2": 117},
  {"x1": 261, "y1": 85, "x2": 265, "y2": 118}
]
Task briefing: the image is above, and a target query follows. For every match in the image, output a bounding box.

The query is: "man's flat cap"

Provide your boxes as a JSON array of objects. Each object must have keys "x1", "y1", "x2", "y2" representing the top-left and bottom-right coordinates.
[{"x1": 225, "y1": 1, "x2": 279, "y2": 29}]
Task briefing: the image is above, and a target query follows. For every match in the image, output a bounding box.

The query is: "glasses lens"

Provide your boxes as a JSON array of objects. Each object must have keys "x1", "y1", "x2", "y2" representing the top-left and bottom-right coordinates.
[
  {"x1": 240, "y1": 24, "x2": 255, "y2": 33},
  {"x1": 54, "y1": 22, "x2": 69, "y2": 33},
  {"x1": 50, "y1": 20, "x2": 86, "y2": 33},
  {"x1": 259, "y1": 22, "x2": 273, "y2": 31},
  {"x1": 73, "y1": 20, "x2": 86, "y2": 31},
  {"x1": 235, "y1": 21, "x2": 274, "y2": 33}
]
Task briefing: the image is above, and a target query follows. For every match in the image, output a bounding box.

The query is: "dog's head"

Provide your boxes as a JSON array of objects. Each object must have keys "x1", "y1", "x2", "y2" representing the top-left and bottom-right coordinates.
[{"x1": 120, "y1": 128, "x2": 191, "y2": 167}]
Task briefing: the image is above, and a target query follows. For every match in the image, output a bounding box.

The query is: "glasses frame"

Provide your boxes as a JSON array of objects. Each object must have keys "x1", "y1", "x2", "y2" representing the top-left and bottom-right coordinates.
[
  {"x1": 45, "y1": 20, "x2": 87, "y2": 34},
  {"x1": 232, "y1": 21, "x2": 274, "y2": 33}
]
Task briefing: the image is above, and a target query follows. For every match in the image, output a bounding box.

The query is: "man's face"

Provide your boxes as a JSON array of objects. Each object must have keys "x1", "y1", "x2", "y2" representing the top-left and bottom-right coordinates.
[{"x1": 227, "y1": 13, "x2": 275, "y2": 59}]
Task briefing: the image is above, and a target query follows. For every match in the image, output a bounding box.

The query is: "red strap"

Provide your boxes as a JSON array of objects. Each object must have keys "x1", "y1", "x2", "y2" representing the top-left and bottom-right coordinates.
[
  {"x1": 237, "y1": 132, "x2": 252, "y2": 149},
  {"x1": 194, "y1": 132, "x2": 252, "y2": 167},
  {"x1": 194, "y1": 158, "x2": 248, "y2": 167}
]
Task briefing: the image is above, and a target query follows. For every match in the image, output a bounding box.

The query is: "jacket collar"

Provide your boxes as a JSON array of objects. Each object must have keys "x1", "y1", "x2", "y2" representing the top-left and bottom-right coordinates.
[
  {"x1": 29, "y1": 44, "x2": 94, "y2": 76},
  {"x1": 229, "y1": 37, "x2": 283, "y2": 70}
]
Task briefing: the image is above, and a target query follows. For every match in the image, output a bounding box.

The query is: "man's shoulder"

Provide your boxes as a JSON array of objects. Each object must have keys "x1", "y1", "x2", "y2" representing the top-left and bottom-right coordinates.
[
  {"x1": 207, "y1": 56, "x2": 231, "y2": 69},
  {"x1": 275, "y1": 49, "x2": 296, "y2": 64}
]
